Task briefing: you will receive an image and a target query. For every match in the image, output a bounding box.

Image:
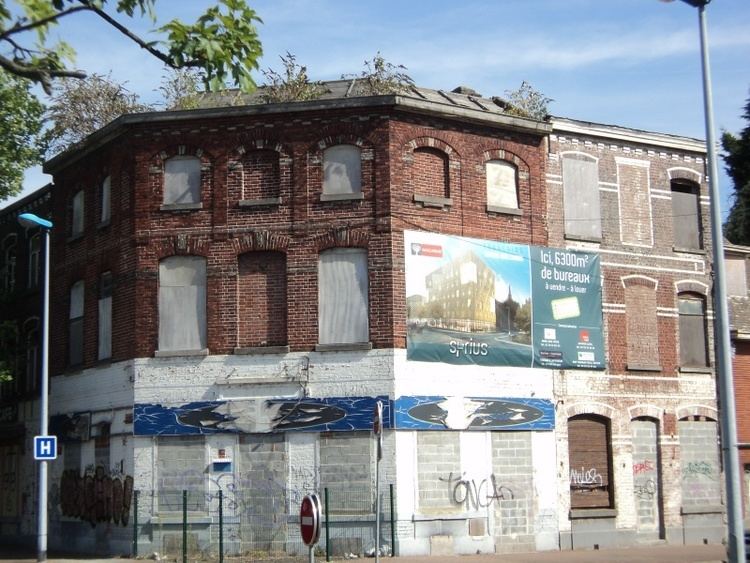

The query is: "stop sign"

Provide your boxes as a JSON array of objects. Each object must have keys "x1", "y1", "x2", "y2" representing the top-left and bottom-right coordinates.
[{"x1": 300, "y1": 493, "x2": 321, "y2": 546}]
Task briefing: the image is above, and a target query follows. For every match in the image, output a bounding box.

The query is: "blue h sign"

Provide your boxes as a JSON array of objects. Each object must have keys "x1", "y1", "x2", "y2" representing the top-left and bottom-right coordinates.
[{"x1": 34, "y1": 435, "x2": 57, "y2": 460}]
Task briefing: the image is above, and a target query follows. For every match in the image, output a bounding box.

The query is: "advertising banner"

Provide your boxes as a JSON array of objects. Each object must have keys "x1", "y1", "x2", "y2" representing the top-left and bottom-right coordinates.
[{"x1": 405, "y1": 230, "x2": 604, "y2": 369}]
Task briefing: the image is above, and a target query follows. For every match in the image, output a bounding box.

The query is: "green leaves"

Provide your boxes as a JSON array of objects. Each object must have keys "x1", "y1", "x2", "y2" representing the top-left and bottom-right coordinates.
[
  {"x1": 504, "y1": 81, "x2": 552, "y2": 121},
  {"x1": 0, "y1": 71, "x2": 45, "y2": 200},
  {"x1": 722, "y1": 93, "x2": 750, "y2": 245},
  {"x1": 158, "y1": 0, "x2": 262, "y2": 92},
  {"x1": 1, "y1": 0, "x2": 263, "y2": 93}
]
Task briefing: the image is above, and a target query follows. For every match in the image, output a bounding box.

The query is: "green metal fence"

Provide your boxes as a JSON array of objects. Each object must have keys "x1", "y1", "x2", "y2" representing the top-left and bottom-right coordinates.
[{"x1": 132, "y1": 485, "x2": 395, "y2": 562}]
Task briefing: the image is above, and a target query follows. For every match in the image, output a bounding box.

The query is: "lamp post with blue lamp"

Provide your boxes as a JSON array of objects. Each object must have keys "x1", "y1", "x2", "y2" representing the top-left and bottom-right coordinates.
[{"x1": 17, "y1": 212, "x2": 53, "y2": 562}]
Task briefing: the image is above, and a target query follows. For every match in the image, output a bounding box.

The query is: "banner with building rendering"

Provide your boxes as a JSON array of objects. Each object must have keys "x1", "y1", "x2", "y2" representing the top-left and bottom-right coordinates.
[{"x1": 404, "y1": 230, "x2": 604, "y2": 369}]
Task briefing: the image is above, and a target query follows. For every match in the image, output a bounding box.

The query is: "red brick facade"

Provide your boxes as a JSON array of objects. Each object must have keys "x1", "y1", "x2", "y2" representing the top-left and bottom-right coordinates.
[{"x1": 44, "y1": 104, "x2": 548, "y2": 375}]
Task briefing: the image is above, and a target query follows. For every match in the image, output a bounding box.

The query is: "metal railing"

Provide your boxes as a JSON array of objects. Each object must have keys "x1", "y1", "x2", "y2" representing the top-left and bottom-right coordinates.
[{"x1": 131, "y1": 485, "x2": 395, "y2": 562}]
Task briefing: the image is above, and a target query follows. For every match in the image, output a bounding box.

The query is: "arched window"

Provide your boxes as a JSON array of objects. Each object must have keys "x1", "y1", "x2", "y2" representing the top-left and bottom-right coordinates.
[
  {"x1": 678, "y1": 292, "x2": 708, "y2": 367},
  {"x1": 158, "y1": 256, "x2": 207, "y2": 352},
  {"x1": 28, "y1": 233, "x2": 41, "y2": 289},
  {"x1": 237, "y1": 251, "x2": 287, "y2": 348},
  {"x1": 413, "y1": 147, "x2": 449, "y2": 199},
  {"x1": 163, "y1": 156, "x2": 201, "y2": 205},
  {"x1": 318, "y1": 248, "x2": 369, "y2": 345},
  {"x1": 322, "y1": 145, "x2": 361, "y2": 197},
  {"x1": 70, "y1": 189, "x2": 85, "y2": 238},
  {"x1": 568, "y1": 414, "x2": 613, "y2": 509},
  {"x1": 486, "y1": 160, "x2": 519, "y2": 211},
  {"x1": 100, "y1": 175, "x2": 111, "y2": 224},
  {"x1": 69, "y1": 280, "x2": 85, "y2": 366},
  {"x1": 671, "y1": 179, "x2": 702, "y2": 250},
  {"x1": 1, "y1": 234, "x2": 17, "y2": 293}
]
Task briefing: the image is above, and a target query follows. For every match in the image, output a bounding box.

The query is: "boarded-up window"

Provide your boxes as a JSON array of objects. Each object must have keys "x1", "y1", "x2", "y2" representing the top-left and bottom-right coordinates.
[
  {"x1": 320, "y1": 432, "x2": 372, "y2": 512},
  {"x1": 679, "y1": 419, "x2": 721, "y2": 507},
  {"x1": 158, "y1": 256, "x2": 207, "y2": 352},
  {"x1": 413, "y1": 147, "x2": 449, "y2": 199},
  {"x1": 24, "y1": 319, "x2": 39, "y2": 394},
  {"x1": 562, "y1": 157, "x2": 601, "y2": 240},
  {"x1": 243, "y1": 150, "x2": 280, "y2": 200},
  {"x1": 323, "y1": 145, "x2": 361, "y2": 196},
  {"x1": 726, "y1": 256, "x2": 748, "y2": 297},
  {"x1": 164, "y1": 156, "x2": 201, "y2": 205},
  {"x1": 625, "y1": 282, "x2": 660, "y2": 369},
  {"x1": 157, "y1": 436, "x2": 206, "y2": 512},
  {"x1": 679, "y1": 293, "x2": 708, "y2": 367},
  {"x1": 618, "y1": 160, "x2": 652, "y2": 246},
  {"x1": 100, "y1": 175, "x2": 111, "y2": 224},
  {"x1": 568, "y1": 415, "x2": 613, "y2": 508},
  {"x1": 671, "y1": 180, "x2": 702, "y2": 250},
  {"x1": 238, "y1": 251, "x2": 287, "y2": 347},
  {"x1": 486, "y1": 160, "x2": 518, "y2": 210},
  {"x1": 417, "y1": 431, "x2": 460, "y2": 513},
  {"x1": 69, "y1": 280, "x2": 84, "y2": 366},
  {"x1": 28, "y1": 233, "x2": 40, "y2": 289},
  {"x1": 71, "y1": 190, "x2": 85, "y2": 237},
  {"x1": 1, "y1": 234, "x2": 17, "y2": 292},
  {"x1": 318, "y1": 248, "x2": 369, "y2": 345},
  {"x1": 98, "y1": 272, "x2": 112, "y2": 360}
]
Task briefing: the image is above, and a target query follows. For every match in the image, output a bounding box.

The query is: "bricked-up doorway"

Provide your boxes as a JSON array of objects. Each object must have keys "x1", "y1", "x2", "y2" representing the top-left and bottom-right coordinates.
[
  {"x1": 631, "y1": 418, "x2": 665, "y2": 541},
  {"x1": 568, "y1": 414, "x2": 613, "y2": 509}
]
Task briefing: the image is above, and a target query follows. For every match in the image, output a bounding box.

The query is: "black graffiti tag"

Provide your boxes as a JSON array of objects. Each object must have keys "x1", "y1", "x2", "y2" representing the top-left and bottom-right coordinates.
[{"x1": 439, "y1": 471, "x2": 514, "y2": 510}]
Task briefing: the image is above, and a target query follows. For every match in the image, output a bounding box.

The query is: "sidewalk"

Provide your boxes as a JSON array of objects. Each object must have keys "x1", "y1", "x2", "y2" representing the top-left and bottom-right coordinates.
[{"x1": 0, "y1": 543, "x2": 730, "y2": 563}]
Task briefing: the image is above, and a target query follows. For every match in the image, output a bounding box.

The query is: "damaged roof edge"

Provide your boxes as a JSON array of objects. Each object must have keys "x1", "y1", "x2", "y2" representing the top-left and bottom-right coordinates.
[
  {"x1": 552, "y1": 116, "x2": 706, "y2": 154},
  {"x1": 43, "y1": 94, "x2": 551, "y2": 174}
]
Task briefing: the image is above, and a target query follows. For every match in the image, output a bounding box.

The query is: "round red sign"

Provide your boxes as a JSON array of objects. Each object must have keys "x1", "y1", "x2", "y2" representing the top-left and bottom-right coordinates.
[{"x1": 300, "y1": 493, "x2": 321, "y2": 546}]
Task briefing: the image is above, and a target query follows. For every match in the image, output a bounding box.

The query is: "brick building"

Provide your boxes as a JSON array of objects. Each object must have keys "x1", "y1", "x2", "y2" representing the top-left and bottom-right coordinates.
[
  {"x1": 0, "y1": 83, "x2": 723, "y2": 557},
  {"x1": 725, "y1": 241, "x2": 750, "y2": 526},
  {"x1": 547, "y1": 118, "x2": 719, "y2": 547}
]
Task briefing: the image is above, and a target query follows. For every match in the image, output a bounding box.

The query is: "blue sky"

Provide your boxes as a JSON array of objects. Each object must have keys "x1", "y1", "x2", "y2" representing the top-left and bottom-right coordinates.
[{"x1": 4, "y1": 0, "x2": 749, "y2": 213}]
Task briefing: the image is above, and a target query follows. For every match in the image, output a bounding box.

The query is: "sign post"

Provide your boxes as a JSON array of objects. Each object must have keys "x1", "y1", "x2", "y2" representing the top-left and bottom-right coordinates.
[
  {"x1": 300, "y1": 493, "x2": 321, "y2": 563},
  {"x1": 373, "y1": 401, "x2": 383, "y2": 563}
]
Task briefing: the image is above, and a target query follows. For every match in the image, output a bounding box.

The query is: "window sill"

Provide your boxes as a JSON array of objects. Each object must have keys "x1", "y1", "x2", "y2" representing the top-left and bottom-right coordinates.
[
  {"x1": 564, "y1": 234, "x2": 602, "y2": 244},
  {"x1": 569, "y1": 508, "x2": 616, "y2": 519},
  {"x1": 673, "y1": 246, "x2": 705, "y2": 255},
  {"x1": 160, "y1": 202, "x2": 203, "y2": 212},
  {"x1": 97, "y1": 220, "x2": 111, "y2": 230},
  {"x1": 680, "y1": 504, "x2": 724, "y2": 515},
  {"x1": 627, "y1": 364, "x2": 662, "y2": 372},
  {"x1": 239, "y1": 197, "x2": 282, "y2": 208},
  {"x1": 315, "y1": 342, "x2": 373, "y2": 352},
  {"x1": 320, "y1": 193, "x2": 364, "y2": 202},
  {"x1": 234, "y1": 345, "x2": 290, "y2": 355},
  {"x1": 155, "y1": 348, "x2": 209, "y2": 358},
  {"x1": 679, "y1": 366, "x2": 712, "y2": 374},
  {"x1": 67, "y1": 234, "x2": 84, "y2": 243},
  {"x1": 414, "y1": 194, "x2": 452, "y2": 209},
  {"x1": 487, "y1": 205, "x2": 522, "y2": 216}
]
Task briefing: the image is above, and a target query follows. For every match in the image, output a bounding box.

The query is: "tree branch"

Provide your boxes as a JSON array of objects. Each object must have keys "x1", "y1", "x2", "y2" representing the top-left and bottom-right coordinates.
[
  {"x1": 0, "y1": 6, "x2": 91, "y2": 40},
  {"x1": 77, "y1": 0, "x2": 183, "y2": 68},
  {"x1": 0, "y1": 54, "x2": 86, "y2": 94}
]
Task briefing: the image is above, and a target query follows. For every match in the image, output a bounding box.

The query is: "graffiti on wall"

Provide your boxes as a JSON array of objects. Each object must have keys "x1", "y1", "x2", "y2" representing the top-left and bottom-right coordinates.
[
  {"x1": 394, "y1": 396, "x2": 554, "y2": 431},
  {"x1": 58, "y1": 466, "x2": 133, "y2": 527},
  {"x1": 134, "y1": 396, "x2": 391, "y2": 435},
  {"x1": 439, "y1": 471, "x2": 515, "y2": 510},
  {"x1": 569, "y1": 467, "x2": 604, "y2": 489}
]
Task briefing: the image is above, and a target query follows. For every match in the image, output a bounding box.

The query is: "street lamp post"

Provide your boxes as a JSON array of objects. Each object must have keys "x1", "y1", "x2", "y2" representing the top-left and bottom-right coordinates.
[
  {"x1": 664, "y1": 1, "x2": 746, "y2": 561},
  {"x1": 17, "y1": 212, "x2": 53, "y2": 562}
]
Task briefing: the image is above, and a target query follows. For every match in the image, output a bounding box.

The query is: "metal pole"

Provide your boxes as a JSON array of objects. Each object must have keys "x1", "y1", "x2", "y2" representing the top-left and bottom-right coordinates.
[
  {"x1": 389, "y1": 483, "x2": 395, "y2": 557},
  {"x1": 218, "y1": 488, "x2": 224, "y2": 563},
  {"x1": 695, "y1": 5, "x2": 745, "y2": 561},
  {"x1": 132, "y1": 490, "x2": 139, "y2": 558},
  {"x1": 375, "y1": 439, "x2": 380, "y2": 563},
  {"x1": 37, "y1": 227, "x2": 50, "y2": 562},
  {"x1": 182, "y1": 489, "x2": 187, "y2": 563},
  {"x1": 324, "y1": 488, "x2": 330, "y2": 562}
]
